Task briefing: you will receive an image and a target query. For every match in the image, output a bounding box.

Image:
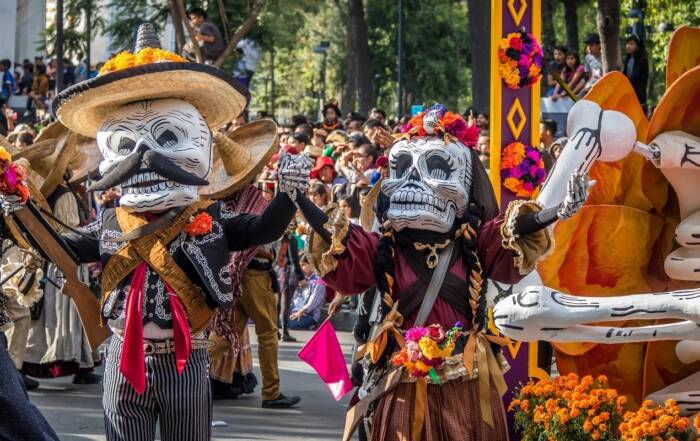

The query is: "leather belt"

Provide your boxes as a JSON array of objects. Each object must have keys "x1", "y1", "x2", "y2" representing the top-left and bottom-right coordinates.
[
  {"x1": 143, "y1": 338, "x2": 212, "y2": 355},
  {"x1": 114, "y1": 334, "x2": 212, "y2": 355}
]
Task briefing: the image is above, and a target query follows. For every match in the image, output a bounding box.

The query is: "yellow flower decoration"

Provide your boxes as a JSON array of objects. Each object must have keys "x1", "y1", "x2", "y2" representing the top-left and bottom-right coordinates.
[
  {"x1": 0, "y1": 146, "x2": 12, "y2": 162},
  {"x1": 99, "y1": 48, "x2": 187, "y2": 75}
]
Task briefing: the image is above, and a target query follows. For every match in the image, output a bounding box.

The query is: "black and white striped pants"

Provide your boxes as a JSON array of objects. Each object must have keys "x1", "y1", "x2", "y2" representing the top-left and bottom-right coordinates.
[{"x1": 103, "y1": 336, "x2": 212, "y2": 441}]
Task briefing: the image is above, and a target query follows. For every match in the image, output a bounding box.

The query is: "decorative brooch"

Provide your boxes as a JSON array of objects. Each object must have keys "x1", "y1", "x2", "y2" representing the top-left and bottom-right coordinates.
[{"x1": 185, "y1": 212, "x2": 213, "y2": 236}]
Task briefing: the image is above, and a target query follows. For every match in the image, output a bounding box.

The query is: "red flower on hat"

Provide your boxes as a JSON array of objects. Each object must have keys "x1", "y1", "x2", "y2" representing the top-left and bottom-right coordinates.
[{"x1": 185, "y1": 212, "x2": 213, "y2": 236}]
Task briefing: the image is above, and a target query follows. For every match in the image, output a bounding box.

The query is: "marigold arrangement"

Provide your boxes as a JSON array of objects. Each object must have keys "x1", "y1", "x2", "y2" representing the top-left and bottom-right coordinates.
[
  {"x1": 185, "y1": 212, "x2": 213, "y2": 236},
  {"x1": 0, "y1": 146, "x2": 30, "y2": 203},
  {"x1": 498, "y1": 30, "x2": 544, "y2": 89},
  {"x1": 99, "y1": 48, "x2": 186, "y2": 75},
  {"x1": 509, "y1": 373, "x2": 627, "y2": 441},
  {"x1": 390, "y1": 323, "x2": 463, "y2": 383},
  {"x1": 401, "y1": 104, "x2": 479, "y2": 148},
  {"x1": 501, "y1": 141, "x2": 547, "y2": 197},
  {"x1": 619, "y1": 399, "x2": 693, "y2": 441}
]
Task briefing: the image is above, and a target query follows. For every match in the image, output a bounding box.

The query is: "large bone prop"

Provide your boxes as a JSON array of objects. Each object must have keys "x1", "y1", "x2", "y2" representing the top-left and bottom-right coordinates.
[
  {"x1": 537, "y1": 100, "x2": 636, "y2": 208},
  {"x1": 493, "y1": 286, "x2": 700, "y2": 343}
]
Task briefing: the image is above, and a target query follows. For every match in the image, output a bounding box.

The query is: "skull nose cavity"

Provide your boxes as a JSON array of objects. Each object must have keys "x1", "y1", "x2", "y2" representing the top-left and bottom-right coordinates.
[{"x1": 408, "y1": 167, "x2": 421, "y2": 181}]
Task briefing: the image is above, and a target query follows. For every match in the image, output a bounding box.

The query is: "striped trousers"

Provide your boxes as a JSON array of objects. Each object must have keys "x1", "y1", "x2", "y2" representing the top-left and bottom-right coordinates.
[{"x1": 103, "y1": 337, "x2": 212, "y2": 441}]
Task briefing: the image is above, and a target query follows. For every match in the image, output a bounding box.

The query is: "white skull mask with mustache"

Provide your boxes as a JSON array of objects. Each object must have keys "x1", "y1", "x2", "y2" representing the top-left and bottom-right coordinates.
[
  {"x1": 96, "y1": 99, "x2": 212, "y2": 212},
  {"x1": 382, "y1": 137, "x2": 472, "y2": 233}
]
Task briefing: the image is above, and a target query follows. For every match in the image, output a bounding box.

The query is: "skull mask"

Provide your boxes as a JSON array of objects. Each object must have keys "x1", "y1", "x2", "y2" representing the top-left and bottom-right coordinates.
[
  {"x1": 95, "y1": 99, "x2": 212, "y2": 212},
  {"x1": 382, "y1": 137, "x2": 472, "y2": 233}
]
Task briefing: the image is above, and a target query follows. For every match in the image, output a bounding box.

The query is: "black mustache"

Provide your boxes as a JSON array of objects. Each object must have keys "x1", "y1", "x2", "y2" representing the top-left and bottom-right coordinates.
[{"x1": 88, "y1": 146, "x2": 209, "y2": 192}]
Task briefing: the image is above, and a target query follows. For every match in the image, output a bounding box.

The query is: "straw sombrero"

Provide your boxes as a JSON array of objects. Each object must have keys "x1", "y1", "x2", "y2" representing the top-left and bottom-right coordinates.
[
  {"x1": 199, "y1": 119, "x2": 279, "y2": 200},
  {"x1": 32, "y1": 131, "x2": 80, "y2": 197},
  {"x1": 8, "y1": 122, "x2": 68, "y2": 163},
  {"x1": 52, "y1": 23, "x2": 250, "y2": 138},
  {"x1": 68, "y1": 135, "x2": 103, "y2": 184}
]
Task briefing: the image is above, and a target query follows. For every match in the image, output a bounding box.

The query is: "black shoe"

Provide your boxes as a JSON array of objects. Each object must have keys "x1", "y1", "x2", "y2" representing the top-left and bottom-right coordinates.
[
  {"x1": 21, "y1": 372, "x2": 39, "y2": 390},
  {"x1": 211, "y1": 379, "x2": 241, "y2": 400},
  {"x1": 282, "y1": 333, "x2": 297, "y2": 343},
  {"x1": 72, "y1": 371, "x2": 102, "y2": 385},
  {"x1": 262, "y1": 393, "x2": 301, "y2": 409}
]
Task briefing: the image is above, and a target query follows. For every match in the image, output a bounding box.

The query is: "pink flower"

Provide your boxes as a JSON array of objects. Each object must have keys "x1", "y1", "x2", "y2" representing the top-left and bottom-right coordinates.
[
  {"x1": 406, "y1": 326, "x2": 428, "y2": 342},
  {"x1": 427, "y1": 324, "x2": 446, "y2": 342}
]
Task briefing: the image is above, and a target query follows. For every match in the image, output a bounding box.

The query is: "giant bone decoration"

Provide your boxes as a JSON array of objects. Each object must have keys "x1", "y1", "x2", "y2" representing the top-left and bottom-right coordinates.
[
  {"x1": 382, "y1": 137, "x2": 472, "y2": 233},
  {"x1": 494, "y1": 98, "x2": 700, "y2": 413}
]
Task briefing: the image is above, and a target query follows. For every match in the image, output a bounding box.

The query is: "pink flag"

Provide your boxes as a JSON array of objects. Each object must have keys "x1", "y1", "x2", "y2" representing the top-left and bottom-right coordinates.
[{"x1": 298, "y1": 319, "x2": 352, "y2": 401}]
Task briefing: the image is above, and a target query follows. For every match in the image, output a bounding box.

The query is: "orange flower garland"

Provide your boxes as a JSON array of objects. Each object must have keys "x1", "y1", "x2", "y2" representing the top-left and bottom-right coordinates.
[
  {"x1": 99, "y1": 48, "x2": 186, "y2": 75},
  {"x1": 619, "y1": 399, "x2": 693, "y2": 441},
  {"x1": 185, "y1": 212, "x2": 213, "y2": 236},
  {"x1": 509, "y1": 373, "x2": 626, "y2": 441}
]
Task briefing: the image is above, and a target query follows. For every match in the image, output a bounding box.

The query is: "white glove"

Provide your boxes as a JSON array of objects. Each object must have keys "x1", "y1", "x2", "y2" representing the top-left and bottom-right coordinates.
[
  {"x1": 0, "y1": 194, "x2": 26, "y2": 216},
  {"x1": 278, "y1": 151, "x2": 314, "y2": 199},
  {"x1": 557, "y1": 172, "x2": 595, "y2": 219}
]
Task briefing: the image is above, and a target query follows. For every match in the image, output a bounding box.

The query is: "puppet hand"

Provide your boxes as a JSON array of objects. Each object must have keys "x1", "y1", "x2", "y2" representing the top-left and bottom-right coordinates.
[
  {"x1": 278, "y1": 151, "x2": 314, "y2": 198},
  {"x1": 0, "y1": 194, "x2": 26, "y2": 215},
  {"x1": 557, "y1": 172, "x2": 595, "y2": 219}
]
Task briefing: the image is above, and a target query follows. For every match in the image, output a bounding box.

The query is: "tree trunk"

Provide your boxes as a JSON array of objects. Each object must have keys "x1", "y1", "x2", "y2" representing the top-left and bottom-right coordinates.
[
  {"x1": 213, "y1": 1, "x2": 265, "y2": 68},
  {"x1": 348, "y1": 0, "x2": 374, "y2": 115},
  {"x1": 175, "y1": 0, "x2": 202, "y2": 62},
  {"x1": 341, "y1": 1, "x2": 357, "y2": 114},
  {"x1": 597, "y1": 0, "x2": 622, "y2": 72},
  {"x1": 561, "y1": 0, "x2": 578, "y2": 52},
  {"x1": 467, "y1": 0, "x2": 490, "y2": 112},
  {"x1": 542, "y1": 0, "x2": 555, "y2": 57},
  {"x1": 167, "y1": 0, "x2": 186, "y2": 53}
]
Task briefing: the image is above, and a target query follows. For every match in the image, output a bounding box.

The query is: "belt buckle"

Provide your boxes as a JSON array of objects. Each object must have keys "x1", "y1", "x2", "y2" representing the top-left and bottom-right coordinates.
[{"x1": 144, "y1": 341, "x2": 155, "y2": 355}]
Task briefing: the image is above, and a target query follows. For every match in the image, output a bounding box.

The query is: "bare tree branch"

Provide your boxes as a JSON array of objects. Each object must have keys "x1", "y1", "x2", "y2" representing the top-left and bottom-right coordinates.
[
  {"x1": 167, "y1": 0, "x2": 186, "y2": 53},
  {"x1": 216, "y1": 0, "x2": 231, "y2": 44},
  {"x1": 175, "y1": 0, "x2": 202, "y2": 63},
  {"x1": 213, "y1": 0, "x2": 266, "y2": 68}
]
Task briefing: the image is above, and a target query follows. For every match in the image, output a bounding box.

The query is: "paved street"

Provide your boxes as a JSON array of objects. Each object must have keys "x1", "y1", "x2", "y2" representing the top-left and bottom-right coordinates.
[{"x1": 29, "y1": 326, "x2": 356, "y2": 441}]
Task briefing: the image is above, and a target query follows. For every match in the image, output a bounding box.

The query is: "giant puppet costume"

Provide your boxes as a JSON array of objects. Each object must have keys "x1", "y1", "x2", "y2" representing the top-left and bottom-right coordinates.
[
  {"x1": 3, "y1": 24, "x2": 312, "y2": 441},
  {"x1": 296, "y1": 104, "x2": 593, "y2": 441},
  {"x1": 494, "y1": 26, "x2": 700, "y2": 416}
]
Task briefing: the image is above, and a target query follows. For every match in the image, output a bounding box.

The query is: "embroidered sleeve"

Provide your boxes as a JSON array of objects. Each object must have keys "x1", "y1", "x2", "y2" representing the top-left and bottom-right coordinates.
[{"x1": 500, "y1": 199, "x2": 553, "y2": 275}]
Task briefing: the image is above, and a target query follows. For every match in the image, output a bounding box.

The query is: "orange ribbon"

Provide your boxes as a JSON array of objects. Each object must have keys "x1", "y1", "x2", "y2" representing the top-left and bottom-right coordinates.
[
  {"x1": 356, "y1": 294, "x2": 404, "y2": 363},
  {"x1": 412, "y1": 377, "x2": 427, "y2": 440},
  {"x1": 463, "y1": 331, "x2": 509, "y2": 428}
]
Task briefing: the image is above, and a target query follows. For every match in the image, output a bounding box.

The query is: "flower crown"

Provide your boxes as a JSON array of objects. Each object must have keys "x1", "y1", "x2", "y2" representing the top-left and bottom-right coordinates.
[
  {"x1": 99, "y1": 48, "x2": 186, "y2": 75},
  {"x1": 400, "y1": 104, "x2": 479, "y2": 148}
]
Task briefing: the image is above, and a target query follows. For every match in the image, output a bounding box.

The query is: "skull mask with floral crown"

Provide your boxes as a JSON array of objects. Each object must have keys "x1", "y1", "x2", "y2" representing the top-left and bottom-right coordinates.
[{"x1": 382, "y1": 136, "x2": 472, "y2": 233}]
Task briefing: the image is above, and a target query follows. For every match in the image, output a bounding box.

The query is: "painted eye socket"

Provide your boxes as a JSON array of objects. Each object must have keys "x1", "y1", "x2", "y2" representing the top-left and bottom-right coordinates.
[
  {"x1": 114, "y1": 135, "x2": 136, "y2": 156},
  {"x1": 156, "y1": 130, "x2": 179, "y2": 149},
  {"x1": 426, "y1": 155, "x2": 452, "y2": 180},
  {"x1": 394, "y1": 153, "x2": 413, "y2": 178}
]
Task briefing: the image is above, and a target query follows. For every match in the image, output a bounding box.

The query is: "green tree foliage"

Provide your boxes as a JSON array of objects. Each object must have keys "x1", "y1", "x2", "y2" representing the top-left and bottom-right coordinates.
[{"x1": 40, "y1": 0, "x2": 106, "y2": 60}]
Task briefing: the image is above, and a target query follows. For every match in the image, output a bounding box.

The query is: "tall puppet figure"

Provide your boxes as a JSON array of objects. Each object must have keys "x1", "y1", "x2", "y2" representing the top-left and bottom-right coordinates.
[
  {"x1": 2, "y1": 24, "x2": 312, "y2": 441},
  {"x1": 297, "y1": 104, "x2": 593, "y2": 441}
]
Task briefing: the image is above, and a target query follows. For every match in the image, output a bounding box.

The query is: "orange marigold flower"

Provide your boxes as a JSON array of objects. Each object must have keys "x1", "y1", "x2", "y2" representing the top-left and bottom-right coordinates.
[{"x1": 185, "y1": 212, "x2": 213, "y2": 236}]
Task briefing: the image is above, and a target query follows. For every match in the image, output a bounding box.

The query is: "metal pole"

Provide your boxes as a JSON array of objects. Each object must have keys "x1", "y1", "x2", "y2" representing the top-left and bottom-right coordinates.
[
  {"x1": 397, "y1": 0, "x2": 404, "y2": 118},
  {"x1": 322, "y1": 52, "x2": 327, "y2": 104},
  {"x1": 55, "y1": 0, "x2": 64, "y2": 94},
  {"x1": 85, "y1": 1, "x2": 92, "y2": 79},
  {"x1": 270, "y1": 48, "x2": 276, "y2": 118}
]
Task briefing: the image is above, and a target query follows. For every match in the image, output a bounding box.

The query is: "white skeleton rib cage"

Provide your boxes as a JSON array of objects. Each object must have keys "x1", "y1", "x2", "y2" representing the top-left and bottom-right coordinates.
[{"x1": 493, "y1": 99, "x2": 700, "y2": 415}]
